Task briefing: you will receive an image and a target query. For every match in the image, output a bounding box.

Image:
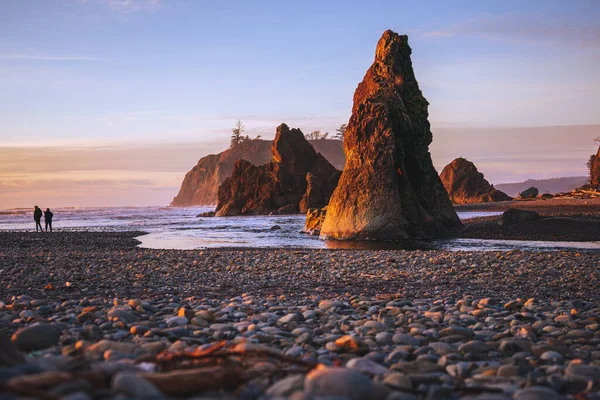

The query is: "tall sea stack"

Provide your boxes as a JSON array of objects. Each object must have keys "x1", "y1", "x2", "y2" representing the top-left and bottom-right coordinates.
[{"x1": 321, "y1": 30, "x2": 461, "y2": 240}]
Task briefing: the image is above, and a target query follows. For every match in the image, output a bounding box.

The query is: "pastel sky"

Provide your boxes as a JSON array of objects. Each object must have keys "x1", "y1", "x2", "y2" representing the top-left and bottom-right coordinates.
[{"x1": 1, "y1": 0, "x2": 599, "y2": 208}]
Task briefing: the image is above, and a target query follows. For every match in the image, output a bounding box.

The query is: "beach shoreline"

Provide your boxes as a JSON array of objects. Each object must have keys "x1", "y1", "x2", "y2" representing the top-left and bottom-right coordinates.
[{"x1": 2, "y1": 231, "x2": 600, "y2": 399}]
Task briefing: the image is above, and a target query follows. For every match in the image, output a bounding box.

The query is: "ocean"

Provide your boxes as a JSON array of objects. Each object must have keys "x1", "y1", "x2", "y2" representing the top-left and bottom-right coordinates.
[{"x1": 1, "y1": 206, "x2": 599, "y2": 252}]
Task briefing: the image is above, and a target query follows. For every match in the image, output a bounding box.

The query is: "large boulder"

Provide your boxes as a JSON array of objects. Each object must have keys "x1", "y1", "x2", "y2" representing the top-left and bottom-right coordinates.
[
  {"x1": 171, "y1": 139, "x2": 345, "y2": 207},
  {"x1": 500, "y1": 208, "x2": 541, "y2": 226},
  {"x1": 320, "y1": 30, "x2": 461, "y2": 240},
  {"x1": 215, "y1": 124, "x2": 341, "y2": 216},
  {"x1": 440, "y1": 158, "x2": 512, "y2": 204},
  {"x1": 518, "y1": 187, "x2": 539, "y2": 199}
]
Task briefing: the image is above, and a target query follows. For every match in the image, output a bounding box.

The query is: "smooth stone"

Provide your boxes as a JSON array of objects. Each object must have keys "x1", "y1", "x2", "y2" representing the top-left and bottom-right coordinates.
[
  {"x1": 112, "y1": 372, "x2": 162, "y2": 398},
  {"x1": 130, "y1": 325, "x2": 149, "y2": 335},
  {"x1": 265, "y1": 374, "x2": 304, "y2": 397},
  {"x1": 458, "y1": 340, "x2": 489, "y2": 354},
  {"x1": 278, "y1": 313, "x2": 300, "y2": 324},
  {"x1": 107, "y1": 308, "x2": 138, "y2": 323},
  {"x1": 513, "y1": 386, "x2": 561, "y2": 400},
  {"x1": 194, "y1": 310, "x2": 215, "y2": 322},
  {"x1": 540, "y1": 351, "x2": 563, "y2": 364},
  {"x1": 346, "y1": 357, "x2": 388, "y2": 376},
  {"x1": 334, "y1": 335, "x2": 368, "y2": 354},
  {"x1": 429, "y1": 342, "x2": 455, "y2": 356},
  {"x1": 383, "y1": 373, "x2": 413, "y2": 390},
  {"x1": 565, "y1": 363, "x2": 600, "y2": 380},
  {"x1": 86, "y1": 340, "x2": 136, "y2": 357},
  {"x1": 11, "y1": 323, "x2": 62, "y2": 351},
  {"x1": 304, "y1": 367, "x2": 386, "y2": 400},
  {"x1": 497, "y1": 364, "x2": 519, "y2": 378},
  {"x1": 375, "y1": 332, "x2": 394, "y2": 345},
  {"x1": 165, "y1": 316, "x2": 188, "y2": 327},
  {"x1": 392, "y1": 333, "x2": 419, "y2": 346},
  {"x1": 319, "y1": 300, "x2": 343, "y2": 311},
  {"x1": 386, "y1": 349, "x2": 410, "y2": 363}
]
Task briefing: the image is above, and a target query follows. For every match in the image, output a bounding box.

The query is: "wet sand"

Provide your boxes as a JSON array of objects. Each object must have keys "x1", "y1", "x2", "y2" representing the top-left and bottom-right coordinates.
[
  {"x1": 454, "y1": 197, "x2": 600, "y2": 242},
  {"x1": 454, "y1": 197, "x2": 600, "y2": 216}
]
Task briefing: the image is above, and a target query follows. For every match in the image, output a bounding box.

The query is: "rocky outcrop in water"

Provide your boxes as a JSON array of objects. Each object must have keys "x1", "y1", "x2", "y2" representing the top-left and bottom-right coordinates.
[
  {"x1": 171, "y1": 140, "x2": 344, "y2": 207},
  {"x1": 440, "y1": 158, "x2": 512, "y2": 204},
  {"x1": 321, "y1": 30, "x2": 461, "y2": 240},
  {"x1": 215, "y1": 124, "x2": 341, "y2": 216},
  {"x1": 518, "y1": 187, "x2": 539, "y2": 199}
]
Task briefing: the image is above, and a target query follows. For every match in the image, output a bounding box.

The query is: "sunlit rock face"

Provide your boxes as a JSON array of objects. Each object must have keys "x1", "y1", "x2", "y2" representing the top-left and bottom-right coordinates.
[
  {"x1": 440, "y1": 158, "x2": 512, "y2": 204},
  {"x1": 216, "y1": 124, "x2": 341, "y2": 216},
  {"x1": 171, "y1": 140, "x2": 344, "y2": 207},
  {"x1": 321, "y1": 30, "x2": 461, "y2": 240}
]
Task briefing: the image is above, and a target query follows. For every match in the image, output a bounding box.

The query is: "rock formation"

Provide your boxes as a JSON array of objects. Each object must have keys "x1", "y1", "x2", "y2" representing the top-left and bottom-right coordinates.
[
  {"x1": 518, "y1": 187, "x2": 539, "y2": 199},
  {"x1": 499, "y1": 208, "x2": 541, "y2": 226},
  {"x1": 320, "y1": 30, "x2": 461, "y2": 240},
  {"x1": 171, "y1": 139, "x2": 344, "y2": 207},
  {"x1": 304, "y1": 207, "x2": 327, "y2": 235},
  {"x1": 215, "y1": 124, "x2": 341, "y2": 216},
  {"x1": 440, "y1": 158, "x2": 512, "y2": 204},
  {"x1": 590, "y1": 147, "x2": 600, "y2": 189}
]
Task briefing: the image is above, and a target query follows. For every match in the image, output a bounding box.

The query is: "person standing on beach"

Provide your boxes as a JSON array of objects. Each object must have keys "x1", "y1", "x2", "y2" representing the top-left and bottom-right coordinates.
[
  {"x1": 33, "y1": 206, "x2": 43, "y2": 232},
  {"x1": 44, "y1": 208, "x2": 54, "y2": 232}
]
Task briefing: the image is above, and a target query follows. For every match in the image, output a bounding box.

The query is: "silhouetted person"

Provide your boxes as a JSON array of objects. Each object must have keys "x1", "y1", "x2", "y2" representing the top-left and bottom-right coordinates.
[
  {"x1": 44, "y1": 208, "x2": 54, "y2": 232},
  {"x1": 33, "y1": 206, "x2": 43, "y2": 232}
]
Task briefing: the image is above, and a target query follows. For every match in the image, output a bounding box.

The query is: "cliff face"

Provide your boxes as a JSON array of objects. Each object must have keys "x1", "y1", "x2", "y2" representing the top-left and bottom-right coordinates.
[
  {"x1": 321, "y1": 30, "x2": 461, "y2": 240},
  {"x1": 440, "y1": 158, "x2": 512, "y2": 204},
  {"x1": 171, "y1": 139, "x2": 344, "y2": 206},
  {"x1": 215, "y1": 124, "x2": 341, "y2": 216}
]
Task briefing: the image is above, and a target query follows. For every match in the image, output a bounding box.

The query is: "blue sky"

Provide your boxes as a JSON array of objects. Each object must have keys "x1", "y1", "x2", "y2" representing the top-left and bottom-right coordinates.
[
  {"x1": 1, "y1": 0, "x2": 599, "y2": 145},
  {"x1": 0, "y1": 0, "x2": 599, "y2": 207}
]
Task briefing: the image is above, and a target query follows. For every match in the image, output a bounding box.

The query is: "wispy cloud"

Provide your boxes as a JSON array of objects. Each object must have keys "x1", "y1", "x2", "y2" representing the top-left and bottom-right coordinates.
[
  {"x1": 106, "y1": 0, "x2": 163, "y2": 13},
  {"x1": 65, "y1": 0, "x2": 163, "y2": 13},
  {"x1": 0, "y1": 54, "x2": 99, "y2": 61},
  {"x1": 422, "y1": 14, "x2": 600, "y2": 47}
]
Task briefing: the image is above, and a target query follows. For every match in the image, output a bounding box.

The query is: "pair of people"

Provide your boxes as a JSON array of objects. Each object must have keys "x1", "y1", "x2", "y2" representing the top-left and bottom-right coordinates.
[{"x1": 33, "y1": 206, "x2": 53, "y2": 232}]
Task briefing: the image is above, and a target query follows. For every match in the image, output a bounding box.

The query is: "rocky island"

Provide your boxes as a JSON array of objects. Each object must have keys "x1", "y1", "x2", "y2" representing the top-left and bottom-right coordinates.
[
  {"x1": 440, "y1": 158, "x2": 512, "y2": 204},
  {"x1": 321, "y1": 30, "x2": 461, "y2": 240},
  {"x1": 215, "y1": 124, "x2": 341, "y2": 216},
  {"x1": 171, "y1": 139, "x2": 344, "y2": 207}
]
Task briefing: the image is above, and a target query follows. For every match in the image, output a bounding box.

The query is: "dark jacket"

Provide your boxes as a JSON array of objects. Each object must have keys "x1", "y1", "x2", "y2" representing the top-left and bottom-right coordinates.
[
  {"x1": 34, "y1": 208, "x2": 42, "y2": 221},
  {"x1": 44, "y1": 211, "x2": 53, "y2": 221}
]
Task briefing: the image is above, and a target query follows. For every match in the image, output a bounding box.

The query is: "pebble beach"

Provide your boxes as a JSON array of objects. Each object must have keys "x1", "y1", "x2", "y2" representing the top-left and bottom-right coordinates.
[{"x1": 1, "y1": 232, "x2": 599, "y2": 400}]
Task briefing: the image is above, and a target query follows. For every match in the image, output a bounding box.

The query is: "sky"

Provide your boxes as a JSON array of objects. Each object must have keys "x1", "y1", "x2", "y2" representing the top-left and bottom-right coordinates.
[{"x1": 1, "y1": 0, "x2": 599, "y2": 208}]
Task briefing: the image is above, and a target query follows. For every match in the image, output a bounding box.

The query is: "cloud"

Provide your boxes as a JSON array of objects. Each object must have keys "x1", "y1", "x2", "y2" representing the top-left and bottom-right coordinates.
[
  {"x1": 422, "y1": 14, "x2": 600, "y2": 47},
  {"x1": 64, "y1": 0, "x2": 163, "y2": 13},
  {"x1": 0, "y1": 54, "x2": 99, "y2": 61},
  {"x1": 106, "y1": 0, "x2": 163, "y2": 13}
]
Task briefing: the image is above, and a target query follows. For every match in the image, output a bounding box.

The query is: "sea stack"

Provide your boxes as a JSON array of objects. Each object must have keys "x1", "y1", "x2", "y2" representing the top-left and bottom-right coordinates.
[
  {"x1": 321, "y1": 30, "x2": 461, "y2": 240},
  {"x1": 440, "y1": 158, "x2": 512, "y2": 204},
  {"x1": 171, "y1": 139, "x2": 344, "y2": 207},
  {"x1": 216, "y1": 124, "x2": 341, "y2": 216}
]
